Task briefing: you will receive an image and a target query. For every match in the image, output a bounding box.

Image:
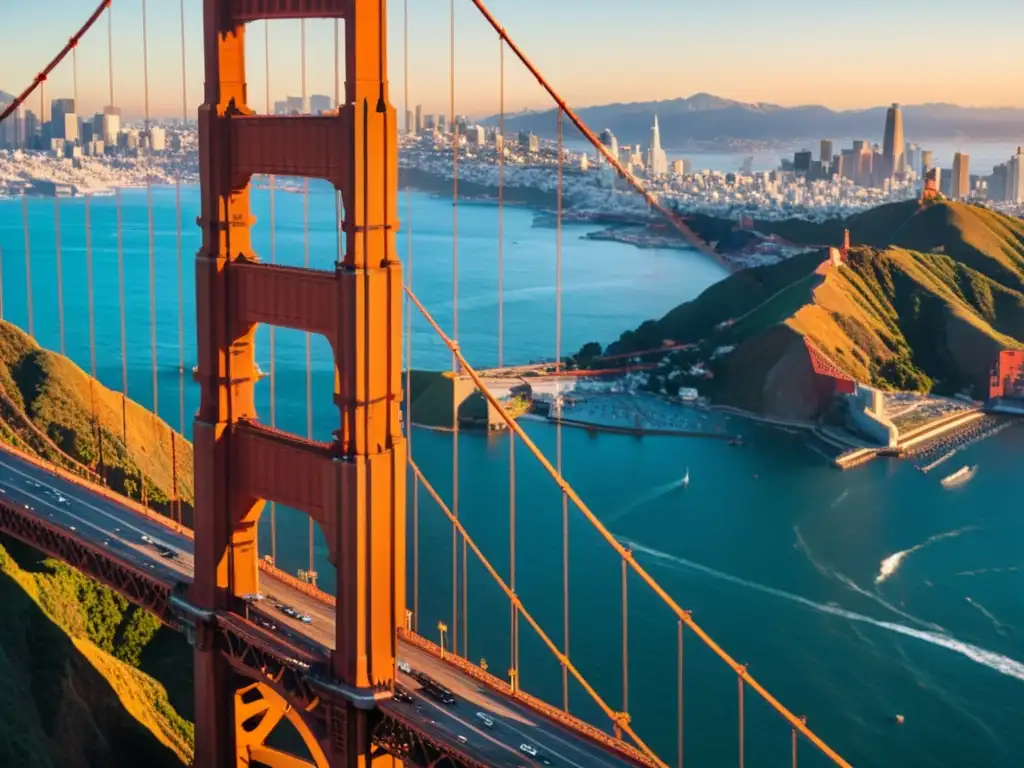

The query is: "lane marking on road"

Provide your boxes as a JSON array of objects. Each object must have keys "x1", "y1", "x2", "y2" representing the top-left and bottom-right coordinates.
[{"x1": 411, "y1": 690, "x2": 525, "y2": 763}]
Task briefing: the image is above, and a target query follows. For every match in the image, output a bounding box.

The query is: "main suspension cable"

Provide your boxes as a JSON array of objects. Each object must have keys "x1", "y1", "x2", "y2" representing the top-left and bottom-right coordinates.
[
  {"x1": 0, "y1": 0, "x2": 110, "y2": 124},
  {"x1": 404, "y1": 282, "x2": 850, "y2": 767}
]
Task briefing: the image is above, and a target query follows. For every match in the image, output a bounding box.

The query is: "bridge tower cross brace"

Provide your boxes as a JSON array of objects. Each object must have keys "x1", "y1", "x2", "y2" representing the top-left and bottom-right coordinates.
[{"x1": 193, "y1": 1, "x2": 405, "y2": 765}]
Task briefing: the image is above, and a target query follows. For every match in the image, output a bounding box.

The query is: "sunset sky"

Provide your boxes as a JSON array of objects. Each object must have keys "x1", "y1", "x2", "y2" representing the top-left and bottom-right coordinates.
[{"x1": 5, "y1": 0, "x2": 1024, "y2": 121}]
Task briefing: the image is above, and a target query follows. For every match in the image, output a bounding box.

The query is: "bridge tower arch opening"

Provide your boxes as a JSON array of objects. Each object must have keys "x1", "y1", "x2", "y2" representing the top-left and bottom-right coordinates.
[{"x1": 193, "y1": 0, "x2": 405, "y2": 765}]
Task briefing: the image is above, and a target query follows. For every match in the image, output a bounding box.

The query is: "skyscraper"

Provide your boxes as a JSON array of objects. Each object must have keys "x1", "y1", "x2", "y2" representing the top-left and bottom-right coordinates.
[
  {"x1": 598, "y1": 128, "x2": 618, "y2": 163},
  {"x1": 414, "y1": 104, "x2": 423, "y2": 134},
  {"x1": 820, "y1": 140, "x2": 833, "y2": 164},
  {"x1": 1006, "y1": 148, "x2": 1024, "y2": 204},
  {"x1": 882, "y1": 103, "x2": 905, "y2": 179},
  {"x1": 51, "y1": 98, "x2": 76, "y2": 140},
  {"x1": 646, "y1": 115, "x2": 667, "y2": 176},
  {"x1": 950, "y1": 152, "x2": 970, "y2": 199}
]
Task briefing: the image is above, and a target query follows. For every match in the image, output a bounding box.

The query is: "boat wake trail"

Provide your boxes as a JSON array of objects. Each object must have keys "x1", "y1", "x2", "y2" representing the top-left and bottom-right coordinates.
[
  {"x1": 793, "y1": 526, "x2": 942, "y2": 630},
  {"x1": 875, "y1": 527, "x2": 978, "y2": 585},
  {"x1": 604, "y1": 477, "x2": 688, "y2": 524},
  {"x1": 619, "y1": 537, "x2": 1024, "y2": 684},
  {"x1": 965, "y1": 597, "x2": 1009, "y2": 637}
]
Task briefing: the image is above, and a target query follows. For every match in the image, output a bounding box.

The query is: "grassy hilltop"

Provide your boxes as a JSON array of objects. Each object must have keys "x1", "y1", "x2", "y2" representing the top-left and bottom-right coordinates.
[
  {"x1": 598, "y1": 199, "x2": 1024, "y2": 409},
  {"x1": 0, "y1": 322, "x2": 194, "y2": 519},
  {"x1": 0, "y1": 321, "x2": 197, "y2": 765}
]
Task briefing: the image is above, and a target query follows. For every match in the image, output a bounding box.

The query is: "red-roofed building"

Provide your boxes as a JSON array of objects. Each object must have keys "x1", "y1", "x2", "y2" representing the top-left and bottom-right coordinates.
[
  {"x1": 989, "y1": 350, "x2": 1024, "y2": 400},
  {"x1": 805, "y1": 339, "x2": 856, "y2": 402}
]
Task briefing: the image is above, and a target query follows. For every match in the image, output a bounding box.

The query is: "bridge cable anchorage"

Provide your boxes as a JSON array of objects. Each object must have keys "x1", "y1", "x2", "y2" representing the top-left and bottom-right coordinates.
[
  {"x1": 409, "y1": 459, "x2": 665, "y2": 766},
  {"x1": 264, "y1": 18, "x2": 277, "y2": 565},
  {"x1": 466, "y1": 0, "x2": 726, "y2": 268},
  {"x1": 402, "y1": 0, "x2": 420, "y2": 637},
  {"x1": 556, "y1": 106, "x2": 571, "y2": 714},
  {"x1": 54, "y1": 197, "x2": 66, "y2": 355},
  {"x1": 448, "y1": 0, "x2": 464, "y2": 659},
  {"x1": 21, "y1": 194, "x2": 33, "y2": 337},
  {"x1": 0, "y1": 0, "x2": 110, "y2": 125},
  {"x1": 404, "y1": 282, "x2": 852, "y2": 767},
  {"x1": 175, "y1": 0, "x2": 188, "y2": 524}
]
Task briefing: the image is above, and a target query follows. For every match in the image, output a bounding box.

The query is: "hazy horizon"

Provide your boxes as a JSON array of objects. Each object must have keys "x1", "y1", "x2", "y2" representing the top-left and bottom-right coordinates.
[{"x1": 4, "y1": 0, "x2": 1024, "y2": 121}]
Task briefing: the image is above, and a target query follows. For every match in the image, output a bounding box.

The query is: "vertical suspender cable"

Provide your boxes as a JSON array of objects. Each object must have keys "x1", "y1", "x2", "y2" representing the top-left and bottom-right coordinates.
[
  {"x1": 497, "y1": 40, "x2": 504, "y2": 368},
  {"x1": 109, "y1": 9, "x2": 127, "y2": 470},
  {"x1": 143, "y1": 0, "x2": 156, "y2": 511},
  {"x1": 509, "y1": 424, "x2": 517, "y2": 680},
  {"x1": 449, "y1": 0, "x2": 461, "y2": 657},
  {"x1": 265, "y1": 20, "x2": 277, "y2": 563},
  {"x1": 738, "y1": 674, "x2": 746, "y2": 768},
  {"x1": 621, "y1": 551, "x2": 629, "y2": 720},
  {"x1": 678, "y1": 619, "x2": 684, "y2": 767},
  {"x1": 22, "y1": 194, "x2": 33, "y2": 337},
  {"x1": 301, "y1": 19, "x2": 315, "y2": 583},
  {"x1": 116, "y1": 188, "x2": 128, "y2": 476},
  {"x1": 403, "y1": 0, "x2": 419, "y2": 634},
  {"x1": 557, "y1": 107, "x2": 569, "y2": 713},
  {"x1": 86, "y1": 196, "x2": 101, "y2": 481},
  {"x1": 54, "y1": 198, "x2": 65, "y2": 354},
  {"x1": 176, "y1": 0, "x2": 188, "y2": 523},
  {"x1": 334, "y1": 18, "x2": 343, "y2": 267}
]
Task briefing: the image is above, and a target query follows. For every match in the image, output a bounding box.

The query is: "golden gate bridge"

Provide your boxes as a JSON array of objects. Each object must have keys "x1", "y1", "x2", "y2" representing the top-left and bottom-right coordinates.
[{"x1": 0, "y1": 1, "x2": 852, "y2": 766}]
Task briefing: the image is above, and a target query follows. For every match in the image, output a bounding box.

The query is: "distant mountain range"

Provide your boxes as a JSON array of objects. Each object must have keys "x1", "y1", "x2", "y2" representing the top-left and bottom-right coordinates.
[
  {"x1": 0, "y1": 91, "x2": 14, "y2": 104},
  {"x1": 483, "y1": 93, "x2": 1024, "y2": 148}
]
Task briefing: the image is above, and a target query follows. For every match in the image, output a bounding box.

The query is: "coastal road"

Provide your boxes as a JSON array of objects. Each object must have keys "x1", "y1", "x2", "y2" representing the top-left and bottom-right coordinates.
[{"x1": 0, "y1": 446, "x2": 646, "y2": 768}]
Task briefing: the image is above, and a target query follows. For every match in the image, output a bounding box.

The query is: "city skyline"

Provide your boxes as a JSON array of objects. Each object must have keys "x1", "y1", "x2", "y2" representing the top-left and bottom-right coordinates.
[{"x1": 4, "y1": 0, "x2": 1024, "y2": 121}]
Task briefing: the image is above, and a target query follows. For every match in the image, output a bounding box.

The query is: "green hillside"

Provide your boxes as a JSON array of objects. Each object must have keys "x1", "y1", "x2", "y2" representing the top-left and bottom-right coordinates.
[
  {"x1": 0, "y1": 538, "x2": 193, "y2": 766},
  {"x1": 595, "y1": 200, "x2": 1024, "y2": 408},
  {"x1": 0, "y1": 322, "x2": 194, "y2": 522}
]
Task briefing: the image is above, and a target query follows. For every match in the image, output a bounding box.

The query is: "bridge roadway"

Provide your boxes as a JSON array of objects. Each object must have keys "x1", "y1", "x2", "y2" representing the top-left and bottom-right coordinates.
[{"x1": 0, "y1": 446, "x2": 646, "y2": 768}]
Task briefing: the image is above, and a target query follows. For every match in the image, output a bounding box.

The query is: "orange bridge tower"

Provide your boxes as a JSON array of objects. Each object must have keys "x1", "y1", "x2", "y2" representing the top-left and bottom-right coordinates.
[{"x1": 192, "y1": 0, "x2": 405, "y2": 765}]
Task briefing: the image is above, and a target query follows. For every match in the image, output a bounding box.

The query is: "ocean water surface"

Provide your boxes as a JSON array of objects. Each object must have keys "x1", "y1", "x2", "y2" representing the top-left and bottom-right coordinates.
[{"x1": 0, "y1": 184, "x2": 1021, "y2": 767}]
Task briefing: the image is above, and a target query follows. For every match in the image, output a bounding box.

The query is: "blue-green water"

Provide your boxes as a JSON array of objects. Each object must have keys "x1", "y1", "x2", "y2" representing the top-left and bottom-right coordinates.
[{"x1": 0, "y1": 185, "x2": 1022, "y2": 768}]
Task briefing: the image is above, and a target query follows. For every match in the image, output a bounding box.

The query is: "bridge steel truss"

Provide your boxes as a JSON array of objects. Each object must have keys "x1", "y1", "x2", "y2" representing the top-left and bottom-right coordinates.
[
  {"x1": 194, "y1": 0, "x2": 406, "y2": 765},
  {"x1": 0, "y1": 498, "x2": 181, "y2": 626}
]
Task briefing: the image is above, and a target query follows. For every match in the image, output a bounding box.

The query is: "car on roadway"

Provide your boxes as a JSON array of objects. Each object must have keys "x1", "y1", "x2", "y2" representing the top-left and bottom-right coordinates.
[
  {"x1": 254, "y1": 616, "x2": 277, "y2": 632},
  {"x1": 519, "y1": 744, "x2": 538, "y2": 758},
  {"x1": 155, "y1": 544, "x2": 178, "y2": 560},
  {"x1": 456, "y1": 735, "x2": 468, "y2": 744},
  {"x1": 393, "y1": 685, "x2": 413, "y2": 704},
  {"x1": 397, "y1": 659, "x2": 411, "y2": 674},
  {"x1": 278, "y1": 605, "x2": 298, "y2": 618},
  {"x1": 475, "y1": 712, "x2": 494, "y2": 728},
  {"x1": 297, "y1": 613, "x2": 313, "y2": 624},
  {"x1": 141, "y1": 535, "x2": 154, "y2": 545}
]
